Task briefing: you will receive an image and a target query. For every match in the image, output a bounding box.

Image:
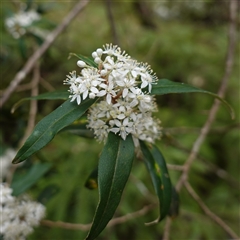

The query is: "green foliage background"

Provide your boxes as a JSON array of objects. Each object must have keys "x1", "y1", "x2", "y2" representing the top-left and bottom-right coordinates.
[{"x1": 1, "y1": 1, "x2": 239, "y2": 239}]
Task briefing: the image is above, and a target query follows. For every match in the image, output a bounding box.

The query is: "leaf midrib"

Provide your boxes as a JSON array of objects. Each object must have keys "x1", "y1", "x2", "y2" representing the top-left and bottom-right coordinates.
[{"x1": 91, "y1": 138, "x2": 122, "y2": 237}]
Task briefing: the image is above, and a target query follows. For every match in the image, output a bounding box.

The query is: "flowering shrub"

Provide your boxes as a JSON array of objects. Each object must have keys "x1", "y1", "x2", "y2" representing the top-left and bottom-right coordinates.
[{"x1": 11, "y1": 44, "x2": 231, "y2": 239}]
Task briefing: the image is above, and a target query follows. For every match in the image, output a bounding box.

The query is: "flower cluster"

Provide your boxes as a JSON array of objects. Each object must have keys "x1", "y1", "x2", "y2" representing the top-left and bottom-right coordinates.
[
  {"x1": 64, "y1": 44, "x2": 161, "y2": 146},
  {"x1": 0, "y1": 183, "x2": 46, "y2": 240},
  {"x1": 5, "y1": 9, "x2": 41, "y2": 39}
]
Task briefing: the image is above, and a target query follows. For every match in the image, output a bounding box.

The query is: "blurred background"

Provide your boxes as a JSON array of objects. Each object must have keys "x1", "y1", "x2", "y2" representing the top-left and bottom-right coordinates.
[{"x1": 1, "y1": 0, "x2": 239, "y2": 239}]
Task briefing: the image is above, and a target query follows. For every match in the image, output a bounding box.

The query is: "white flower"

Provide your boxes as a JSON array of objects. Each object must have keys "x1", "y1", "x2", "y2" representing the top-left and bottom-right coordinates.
[
  {"x1": 64, "y1": 44, "x2": 161, "y2": 145},
  {"x1": 109, "y1": 118, "x2": 133, "y2": 140},
  {"x1": 5, "y1": 9, "x2": 41, "y2": 39},
  {"x1": 69, "y1": 83, "x2": 81, "y2": 105},
  {"x1": 0, "y1": 183, "x2": 46, "y2": 240},
  {"x1": 116, "y1": 77, "x2": 137, "y2": 98},
  {"x1": 98, "y1": 79, "x2": 117, "y2": 104},
  {"x1": 64, "y1": 71, "x2": 80, "y2": 86}
]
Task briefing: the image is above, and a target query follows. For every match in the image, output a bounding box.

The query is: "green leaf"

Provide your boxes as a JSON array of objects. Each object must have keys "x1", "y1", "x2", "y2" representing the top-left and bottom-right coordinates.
[
  {"x1": 11, "y1": 90, "x2": 69, "y2": 113},
  {"x1": 37, "y1": 184, "x2": 60, "y2": 204},
  {"x1": 68, "y1": 53, "x2": 98, "y2": 68},
  {"x1": 12, "y1": 98, "x2": 96, "y2": 164},
  {"x1": 151, "y1": 79, "x2": 234, "y2": 119},
  {"x1": 140, "y1": 142, "x2": 172, "y2": 224},
  {"x1": 86, "y1": 133, "x2": 135, "y2": 240},
  {"x1": 11, "y1": 162, "x2": 52, "y2": 196},
  {"x1": 168, "y1": 186, "x2": 180, "y2": 219}
]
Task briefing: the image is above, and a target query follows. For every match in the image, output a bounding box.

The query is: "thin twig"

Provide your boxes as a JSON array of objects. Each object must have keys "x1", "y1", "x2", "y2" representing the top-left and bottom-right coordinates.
[
  {"x1": 107, "y1": 204, "x2": 155, "y2": 228},
  {"x1": 163, "y1": 1, "x2": 238, "y2": 238},
  {"x1": 162, "y1": 217, "x2": 172, "y2": 240},
  {"x1": 0, "y1": 0, "x2": 90, "y2": 107},
  {"x1": 41, "y1": 220, "x2": 91, "y2": 231},
  {"x1": 6, "y1": 62, "x2": 40, "y2": 185},
  {"x1": 165, "y1": 136, "x2": 238, "y2": 187},
  {"x1": 40, "y1": 78, "x2": 55, "y2": 92},
  {"x1": 19, "y1": 62, "x2": 40, "y2": 147},
  {"x1": 176, "y1": 0, "x2": 237, "y2": 192},
  {"x1": 184, "y1": 181, "x2": 239, "y2": 239},
  {"x1": 105, "y1": 0, "x2": 119, "y2": 45},
  {"x1": 41, "y1": 204, "x2": 155, "y2": 231},
  {"x1": 15, "y1": 83, "x2": 33, "y2": 92},
  {"x1": 167, "y1": 164, "x2": 184, "y2": 171}
]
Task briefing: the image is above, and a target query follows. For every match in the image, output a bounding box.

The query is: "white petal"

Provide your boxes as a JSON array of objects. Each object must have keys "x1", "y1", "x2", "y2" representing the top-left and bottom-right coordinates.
[
  {"x1": 114, "y1": 120, "x2": 121, "y2": 127},
  {"x1": 130, "y1": 99, "x2": 138, "y2": 108},
  {"x1": 106, "y1": 94, "x2": 112, "y2": 104},
  {"x1": 116, "y1": 81, "x2": 125, "y2": 87},
  {"x1": 82, "y1": 90, "x2": 88, "y2": 100},
  {"x1": 91, "y1": 87, "x2": 99, "y2": 93},
  {"x1": 97, "y1": 90, "x2": 106, "y2": 97},
  {"x1": 89, "y1": 93, "x2": 96, "y2": 99},
  {"x1": 120, "y1": 131, "x2": 127, "y2": 140},
  {"x1": 110, "y1": 128, "x2": 120, "y2": 134},
  {"x1": 117, "y1": 114, "x2": 126, "y2": 120},
  {"x1": 122, "y1": 88, "x2": 128, "y2": 98},
  {"x1": 141, "y1": 81, "x2": 148, "y2": 89},
  {"x1": 77, "y1": 95, "x2": 81, "y2": 105},
  {"x1": 92, "y1": 80, "x2": 100, "y2": 86},
  {"x1": 123, "y1": 118, "x2": 129, "y2": 126}
]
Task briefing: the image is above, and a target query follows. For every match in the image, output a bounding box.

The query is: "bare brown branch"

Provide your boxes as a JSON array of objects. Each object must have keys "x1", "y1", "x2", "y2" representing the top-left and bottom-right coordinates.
[
  {"x1": 41, "y1": 220, "x2": 91, "y2": 231},
  {"x1": 41, "y1": 204, "x2": 155, "y2": 231},
  {"x1": 162, "y1": 217, "x2": 172, "y2": 240},
  {"x1": 176, "y1": 0, "x2": 238, "y2": 193},
  {"x1": 184, "y1": 181, "x2": 239, "y2": 239},
  {"x1": 164, "y1": 1, "x2": 238, "y2": 238},
  {"x1": 107, "y1": 204, "x2": 155, "y2": 228},
  {"x1": 19, "y1": 62, "x2": 40, "y2": 147},
  {"x1": 0, "y1": 0, "x2": 90, "y2": 107}
]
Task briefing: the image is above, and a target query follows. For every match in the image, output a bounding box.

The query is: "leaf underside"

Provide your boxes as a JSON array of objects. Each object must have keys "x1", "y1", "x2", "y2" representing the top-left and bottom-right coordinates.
[
  {"x1": 11, "y1": 163, "x2": 52, "y2": 196},
  {"x1": 140, "y1": 141, "x2": 172, "y2": 224}
]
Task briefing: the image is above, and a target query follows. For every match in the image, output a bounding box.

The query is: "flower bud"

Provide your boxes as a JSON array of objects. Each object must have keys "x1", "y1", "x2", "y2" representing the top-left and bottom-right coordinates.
[
  {"x1": 96, "y1": 48, "x2": 103, "y2": 56},
  {"x1": 92, "y1": 51, "x2": 98, "y2": 58},
  {"x1": 89, "y1": 93, "x2": 96, "y2": 99},
  {"x1": 94, "y1": 57, "x2": 101, "y2": 64},
  {"x1": 77, "y1": 60, "x2": 86, "y2": 68}
]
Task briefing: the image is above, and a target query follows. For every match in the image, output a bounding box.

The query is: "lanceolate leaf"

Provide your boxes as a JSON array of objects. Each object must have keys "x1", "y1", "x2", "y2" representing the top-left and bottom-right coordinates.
[
  {"x1": 11, "y1": 163, "x2": 52, "y2": 196},
  {"x1": 86, "y1": 133, "x2": 135, "y2": 240},
  {"x1": 68, "y1": 53, "x2": 98, "y2": 68},
  {"x1": 11, "y1": 90, "x2": 69, "y2": 113},
  {"x1": 140, "y1": 142, "x2": 172, "y2": 224},
  {"x1": 12, "y1": 98, "x2": 96, "y2": 164},
  {"x1": 151, "y1": 79, "x2": 234, "y2": 119}
]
